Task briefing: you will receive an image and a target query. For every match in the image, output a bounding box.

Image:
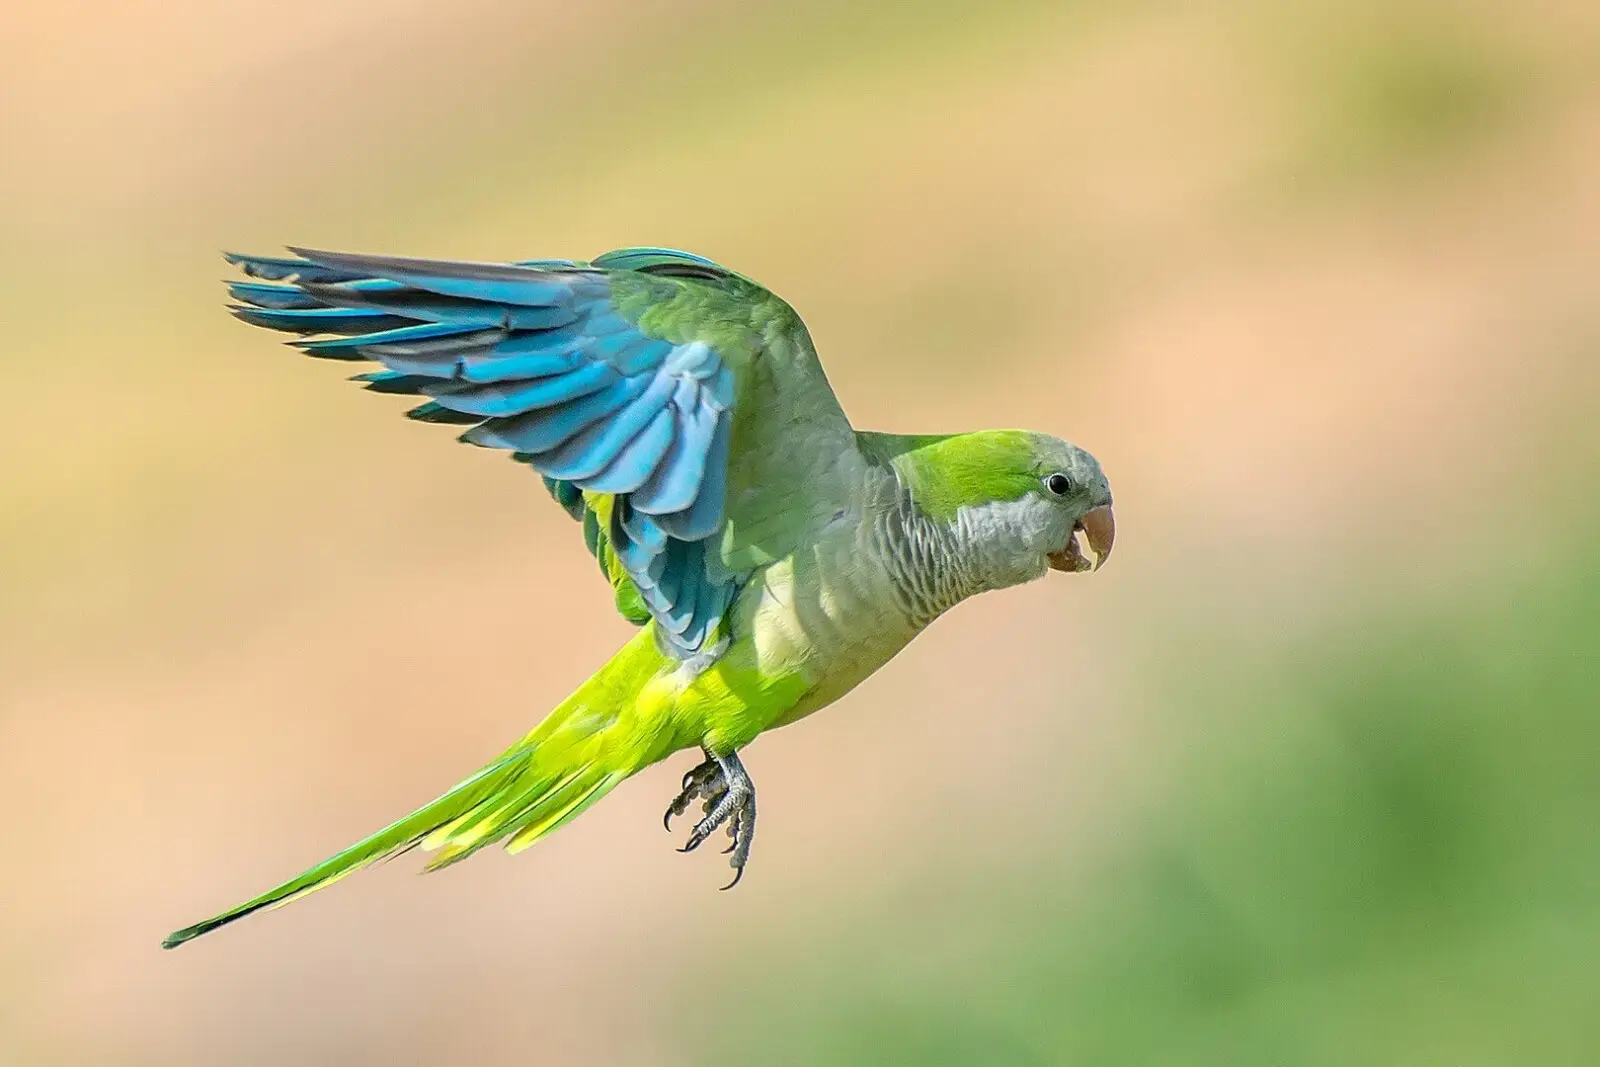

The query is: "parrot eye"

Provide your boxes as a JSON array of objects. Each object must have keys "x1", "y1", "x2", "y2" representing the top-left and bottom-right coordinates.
[{"x1": 1045, "y1": 473, "x2": 1073, "y2": 496}]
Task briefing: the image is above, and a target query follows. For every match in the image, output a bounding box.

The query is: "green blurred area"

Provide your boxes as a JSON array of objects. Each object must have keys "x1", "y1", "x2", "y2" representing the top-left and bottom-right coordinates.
[
  {"x1": 1, "y1": 0, "x2": 1596, "y2": 1064},
  {"x1": 701, "y1": 525, "x2": 1600, "y2": 1065}
]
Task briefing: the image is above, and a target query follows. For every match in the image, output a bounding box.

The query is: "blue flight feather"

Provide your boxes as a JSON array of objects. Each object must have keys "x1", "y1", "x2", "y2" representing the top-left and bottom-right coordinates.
[
  {"x1": 227, "y1": 281, "x2": 321, "y2": 310},
  {"x1": 424, "y1": 362, "x2": 617, "y2": 418},
  {"x1": 224, "y1": 252, "x2": 366, "y2": 284},
  {"x1": 351, "y1": 370, "x2": 432, "y2": 394},
  {"x1": 537, "y1": 372, "x2": 676, "y2": 481},
  {"x1": 405, "y1": 401, "x2": 482, "y2": 425},
  {"x1": 583, "y1": 406, "x2": 677, "y2": 494},
  {"x1": 298, "y1": 321, "x2": 490, "y2": 354},
  {"x1": 375, "y1": 274, "x2": 568, "y2": 308},
  {"x1": 455, "y1": 345, "x2": 589, "y2": 383},
  {"x1": 224, "y1": 245, "x2": 746, "y2": 660},
  {"x1": 656, "y1": 411, "x2": 729, "y2": 541},
  {"x1": 229, "y1": 305, "x2": 411, "y2": 334},
  {"x1": 631, "y1": 393, "x2": 717, "y2": 515},
  {"x1": 298, "y1": 285, "x2": 572, "y2": 330},
  {"x1": 461, "y1": 376, "x2": 646, "y2": 453},
  {"x1": 474, "y1": 348, "x2": 587, "y2": 380}
]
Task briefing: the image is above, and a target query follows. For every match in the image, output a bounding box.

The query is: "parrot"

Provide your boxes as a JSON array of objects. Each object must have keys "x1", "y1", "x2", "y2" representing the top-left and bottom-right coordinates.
[{"x1": 161, "y1": 245, "x2": 1114, "y2": 949}]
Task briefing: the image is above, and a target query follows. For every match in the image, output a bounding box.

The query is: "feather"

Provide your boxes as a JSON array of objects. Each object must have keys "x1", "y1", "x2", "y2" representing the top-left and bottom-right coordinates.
[
  {"x1": 289, "y1": 247, "x2": 601, "y2": 307},
  {"x1": 538, "y1": 372, "x2": 676, "y2": 481},
  {"x1": 455, "y1": 344, "x2": 589, "y2": 384},
  {"x1": 656, "y1": 410, "x2": 730, "y2": 541},
  {"x1": 663, "y1": 340, "x2": 718, "y2": 378},
  {"x1": 226, "y1": 281, "x2": 321, "y2": 310},
  {"x1": 298, "y1": 284, "x2": 574, "y2": 329},
  {"x1": 423, "y1": 362, "x2": 617, "y2": 418},
  {"x1": 584, "y1": 406, "x2": 677, "y2": 494},
  {"x1": 461, "y1": 375, "x2": 645, "y2": 453},
  {"x1": 607, "y1": 336, "x2": 675, "y2": 376},
  {"x1": 351, "y1": 370, "x2": 432, "y2": 394},
  {"x1": 659, "y1": 542, "x2": 703, "y2": 636},
  {"x1": 405, "y1": 401, "x2": 483, "y2": 425},
  {"x1": 219, "y1": 242, "x2": 827, "y2": 663},
  {"x1": 229, "y1": 305, "x2": 412, "y2": 335},
  {"x1": 224, "y1": 251, "x2": 367, "y2": 284},
  {"x1": 297, "y1": 321, "x2": 492, "y2": 356},
  {"x1": 632, "y1": 393, "x2": 717, "y2": 515}
]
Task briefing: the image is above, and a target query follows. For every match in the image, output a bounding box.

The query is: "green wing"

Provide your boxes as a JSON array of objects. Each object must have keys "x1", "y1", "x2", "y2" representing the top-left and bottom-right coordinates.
[{"x1": 227, "y1": 245, "x2": 858, "y2": 659}]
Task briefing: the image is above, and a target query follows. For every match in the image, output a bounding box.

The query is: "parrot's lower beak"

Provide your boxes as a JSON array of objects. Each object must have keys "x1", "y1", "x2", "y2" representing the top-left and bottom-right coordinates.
[{"x1": 1049, "y1": 505, "x2": 1116, "y2": 573}]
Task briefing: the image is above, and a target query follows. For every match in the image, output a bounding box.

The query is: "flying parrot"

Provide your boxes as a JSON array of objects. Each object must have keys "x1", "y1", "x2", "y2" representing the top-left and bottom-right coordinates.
[{"x1": 162, "y1": 245, "x2": 1114, "y2": 949}]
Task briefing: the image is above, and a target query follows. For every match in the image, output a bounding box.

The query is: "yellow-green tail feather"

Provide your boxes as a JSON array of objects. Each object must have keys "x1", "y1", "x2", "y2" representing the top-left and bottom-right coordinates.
[{"x1": 162, "y1": 634, "x2": 669, "y2": 949}]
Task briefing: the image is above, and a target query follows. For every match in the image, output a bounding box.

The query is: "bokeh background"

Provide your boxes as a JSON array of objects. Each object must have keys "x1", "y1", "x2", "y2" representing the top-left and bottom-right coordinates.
[{"x1": 3, "y1": 1, "x2": 1597, "y2": 1064}]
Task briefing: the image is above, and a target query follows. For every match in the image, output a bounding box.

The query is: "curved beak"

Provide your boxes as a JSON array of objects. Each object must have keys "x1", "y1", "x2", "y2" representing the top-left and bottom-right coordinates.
[{"x1": 1048, "y1": 505, "x2": 1116, "y2": 573}]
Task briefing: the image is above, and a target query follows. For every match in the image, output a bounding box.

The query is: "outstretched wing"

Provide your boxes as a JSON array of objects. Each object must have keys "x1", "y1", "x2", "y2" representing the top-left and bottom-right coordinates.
[{"x1": 226, "y1": 246, "x2": 857, "y2": 661}]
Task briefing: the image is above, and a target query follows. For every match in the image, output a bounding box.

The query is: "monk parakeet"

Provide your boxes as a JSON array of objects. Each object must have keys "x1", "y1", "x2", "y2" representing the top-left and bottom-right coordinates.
[{"x1": 162, "y1": 246, "x2": 1114, "y2": 949}]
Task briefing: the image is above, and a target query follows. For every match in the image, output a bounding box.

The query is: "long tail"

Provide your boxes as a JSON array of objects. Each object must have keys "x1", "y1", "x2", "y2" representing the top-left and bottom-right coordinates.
[{"x1": 162, "y1": 633, "x2": 670, "y2": 949}]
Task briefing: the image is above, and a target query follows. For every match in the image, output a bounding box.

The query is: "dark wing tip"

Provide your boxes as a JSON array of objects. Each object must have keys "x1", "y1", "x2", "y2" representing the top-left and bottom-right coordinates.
[
  {"x1": 285, "y1": 246, "x2": 594, "y2": 286},
  {"x1": 282, "y1": 245, "x2": 337, "y2": 264}
]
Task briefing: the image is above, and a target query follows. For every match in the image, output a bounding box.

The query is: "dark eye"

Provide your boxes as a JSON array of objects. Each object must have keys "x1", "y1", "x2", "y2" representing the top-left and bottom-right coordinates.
[{"x1": 1045, "y1": 473, "x2": 1073, "y2": 496}]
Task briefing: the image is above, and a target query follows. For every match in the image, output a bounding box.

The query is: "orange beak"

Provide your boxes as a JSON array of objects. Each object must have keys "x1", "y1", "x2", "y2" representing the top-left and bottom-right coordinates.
[{"x1": 1048, "y1": 505, "x2": 1115, "y2": 573}]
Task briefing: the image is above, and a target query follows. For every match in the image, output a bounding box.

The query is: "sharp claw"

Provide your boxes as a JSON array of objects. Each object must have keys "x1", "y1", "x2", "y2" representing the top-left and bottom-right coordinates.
[
  {"x1": 666, "y1": 755, "x2": 726, "y2": 835},
  {"x1": 669, "y1": 750, "x2": 756, "y2": 888}
]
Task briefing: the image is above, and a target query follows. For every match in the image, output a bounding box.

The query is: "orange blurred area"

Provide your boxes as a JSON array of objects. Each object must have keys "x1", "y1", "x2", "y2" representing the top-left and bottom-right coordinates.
[{"x1": 1, "y1": 1, "x2": 1596, "y2": 1064}]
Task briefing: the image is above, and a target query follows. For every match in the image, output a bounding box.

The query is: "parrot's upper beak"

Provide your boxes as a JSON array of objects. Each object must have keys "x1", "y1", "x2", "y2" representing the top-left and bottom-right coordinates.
[{"x1": 1048, "y1": 505, "x2": 1115, "y2": 573}]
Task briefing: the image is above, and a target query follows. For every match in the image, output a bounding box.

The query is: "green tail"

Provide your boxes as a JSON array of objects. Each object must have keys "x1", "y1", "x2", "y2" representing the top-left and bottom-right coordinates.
[{"x1": 162, "y1": 633, "x2": 667, "y2": 949}]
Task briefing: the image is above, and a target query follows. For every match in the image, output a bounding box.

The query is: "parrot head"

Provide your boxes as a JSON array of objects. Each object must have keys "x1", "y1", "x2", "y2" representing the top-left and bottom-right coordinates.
[
  {"x1": 876, "y1": 429, "x2": 1114, "y2": 593},
  {"x1": 972, "y1": 431, "x2": 1113, "y2": 585},
  {"x1": 1029, "y1": 433, "x2": 1115, "y2": 576}
]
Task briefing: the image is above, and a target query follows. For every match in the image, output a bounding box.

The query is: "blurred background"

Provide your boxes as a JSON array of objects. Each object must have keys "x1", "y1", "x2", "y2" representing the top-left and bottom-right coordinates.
[{"x1": 2, "y1": 0, "x2": 1597, "y2": 1063}]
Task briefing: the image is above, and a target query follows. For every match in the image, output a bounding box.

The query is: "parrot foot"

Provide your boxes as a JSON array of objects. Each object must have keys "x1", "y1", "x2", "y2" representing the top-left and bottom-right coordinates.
[
  {"x1": 663, "y1": 754, "x2": 723, "y2": 831},
  {"x1": 668, "y1": 750, "x2": 757, "y2": 889}
]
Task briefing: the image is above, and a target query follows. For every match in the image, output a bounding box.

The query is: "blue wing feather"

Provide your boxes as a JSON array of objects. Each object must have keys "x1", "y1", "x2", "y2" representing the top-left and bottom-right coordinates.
[
  {"x1": 423, "y1": 363, "x2": 618, "y2": 418},
  {"x1": 586, "y1": 407, "x2": 677, "y2": 494},
  {"x1": 228, "y1": 281, "x2": 323, "y2": 310},
  {"x1": 230, "y1": 305, "x2": 412, "y2": 334},
  {"x1": 352, "y1": 370, "x2": 434, "y2": 394},
  {"x1": 227, "y1": 245, "x2": 745, "y2": 659},
  {"x1": 462, "y1": 376, "x2": 647, "y2": 454},
  {"x1": 405, "y1": 401, "x2": 483, "y2": 425},
  {"x1": 632, "y1": 389, "x2": 716, "y2": 515},
  {"x1": 298, "y1": 321, "x2": 490, "y2": 354},
  {"x1": 654, "y1": 410, "x2": 730, "y2": 540}
]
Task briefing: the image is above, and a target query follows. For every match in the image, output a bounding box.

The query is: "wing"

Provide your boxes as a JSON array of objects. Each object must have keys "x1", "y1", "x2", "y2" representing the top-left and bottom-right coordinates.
[{"x1": 226, "y1": 246, "x2": 857, "y2": 661}]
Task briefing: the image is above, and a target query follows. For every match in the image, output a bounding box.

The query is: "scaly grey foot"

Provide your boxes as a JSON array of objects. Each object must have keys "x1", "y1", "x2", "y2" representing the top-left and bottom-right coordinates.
[
  {"x1": 672, "y1": 751, "x2": 757, "y2": 889},
  {"x1": 663, "y1": 753, "x2": 723, "y2": 831}
]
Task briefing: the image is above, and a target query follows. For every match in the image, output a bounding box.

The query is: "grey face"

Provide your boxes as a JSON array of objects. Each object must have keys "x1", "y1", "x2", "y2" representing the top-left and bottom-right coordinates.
[{"x1": 1033, "y1": 438, "x2": 1114, "y2": 574}]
